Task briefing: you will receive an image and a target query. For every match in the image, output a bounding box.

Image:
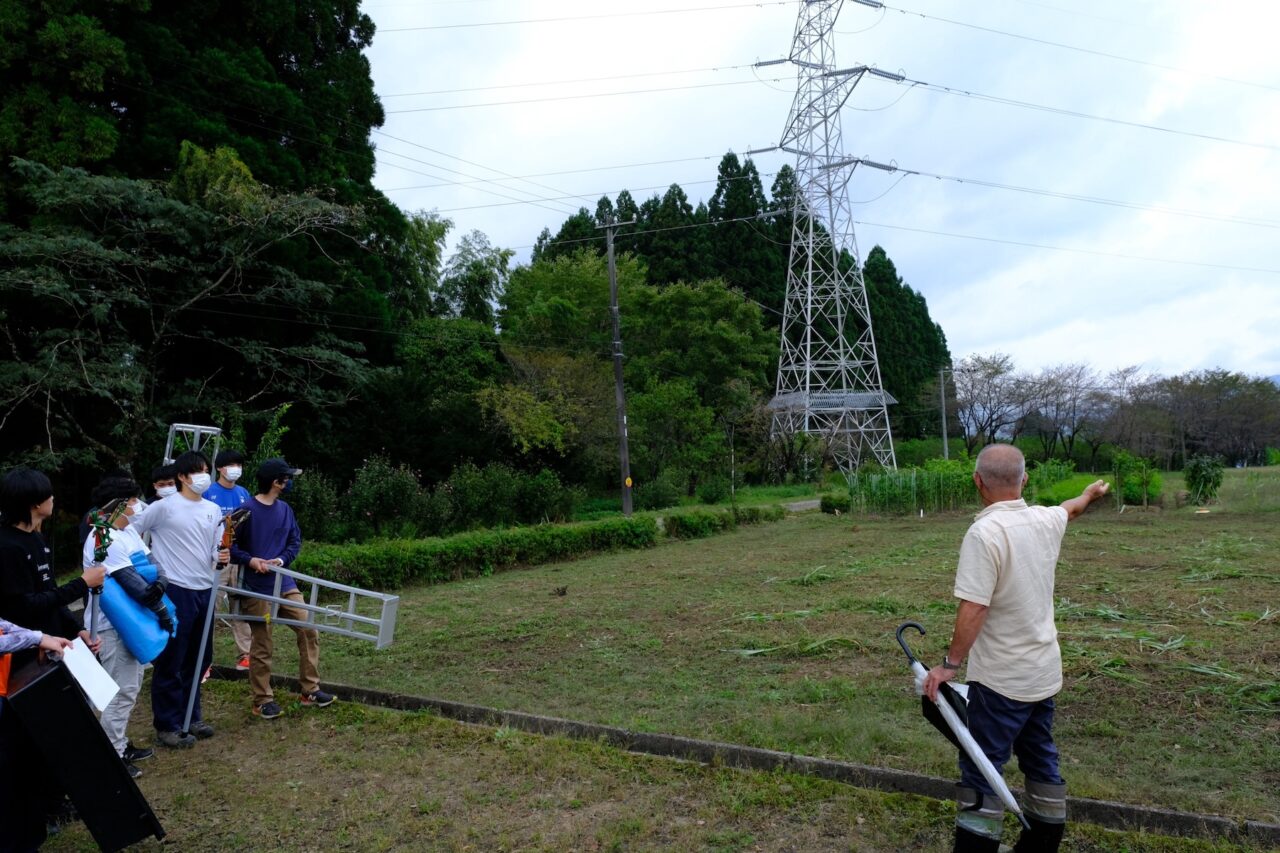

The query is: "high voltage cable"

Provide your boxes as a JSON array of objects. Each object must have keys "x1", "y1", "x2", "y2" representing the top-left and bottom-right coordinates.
[
  {"x1": 378, "y1": 1, "x2": 792, "y2": 32},
  {"x1": 372, "y1": 130, "x2": 594, "y2": 209},
  {"x1": 111, "y1": 78, "x2": 585, "y2": 215},
  {"x1": 875, "y1": 1, "x2": 1280, "y2": 94},
  {"x1": 1002, "y1": 0, "x2": 1177, "y2": 33},
  {"x1": 380, "y1": 62, "x2": 764, "y2": 99},
  {"x1": 881, "y1": 76, "x2": 1280, "y2": 153},
  {"x1": 844, "y1": 159, "x2": 1280, "y2": 229},
  {"x1": 384, "y1": 76, "x2": 786, "y2": 113},
  {"x1": 850, "y1": 219, "x2": 1280, "y2": 276},
  {"x1": 387, "y1": 141, "x2": 1278, "y2": 233},
  {"x1": 382, "y1": 153, "x2": 726, "y2": 193},
  {"x1": 112, "y1": 56, "x2": 599, "y2": 212},
  {"x1": 395, "y1": 172, "x2": 781, "y2": 214}
]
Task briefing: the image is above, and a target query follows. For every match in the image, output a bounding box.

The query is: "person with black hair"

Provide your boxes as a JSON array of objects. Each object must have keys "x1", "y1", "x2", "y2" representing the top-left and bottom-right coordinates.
[
  {"x1": 0, "y1": 466, "x2": 105, "y2": 668},
  {"x1": 0, "y1": 466, "x2": 105, "y2": 852},
  {"x1": 128, "y1": 451, "x2": 228, "y2": 748},
  {"x1": 207, "y1": 449, "x2": 252, "y2": 671},
  {"x1": 231, "y1": 459, "x2": 334, "y2": 719},
  {"x1": 150, "y1": 463, "x2": 177, "y2": 502},
  {"x1": 81, "y1": 473, "x2": 172, "y2": 778}
]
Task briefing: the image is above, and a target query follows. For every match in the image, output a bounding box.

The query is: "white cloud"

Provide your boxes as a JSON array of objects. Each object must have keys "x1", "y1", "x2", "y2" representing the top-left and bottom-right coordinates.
[{"x1": 364, "y1": 0, "x2": 1280, "y2": 377}]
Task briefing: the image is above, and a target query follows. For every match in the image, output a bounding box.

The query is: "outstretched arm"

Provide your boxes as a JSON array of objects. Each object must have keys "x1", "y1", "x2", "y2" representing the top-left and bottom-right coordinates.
[{"x1": 1061, "y1": 479, "x2": 1110, "y2": 521}]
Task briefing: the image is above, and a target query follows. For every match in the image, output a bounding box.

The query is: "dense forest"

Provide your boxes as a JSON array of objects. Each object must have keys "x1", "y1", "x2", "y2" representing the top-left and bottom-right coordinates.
[{"x1": 1, "y1": 1, "x2": 1276, "y2": 531}]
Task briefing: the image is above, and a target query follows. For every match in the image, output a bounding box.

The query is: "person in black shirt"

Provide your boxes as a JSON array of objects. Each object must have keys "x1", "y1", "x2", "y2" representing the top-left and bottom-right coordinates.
[
  {"x1": 0, "y1": 466, "x2": 105, "y2": 852},
  {"x1": 0, "y1": 468, "x2": 105, "y2": 668}
]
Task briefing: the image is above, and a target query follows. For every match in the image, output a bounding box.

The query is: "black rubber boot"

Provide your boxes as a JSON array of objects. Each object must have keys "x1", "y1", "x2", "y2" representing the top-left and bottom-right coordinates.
[
  {"x1": 1012, "y1": 817, "x2": 1066, "y2": 853},
  {"x1": 954, "y1": 825, "x2": 1001, "y2": 853}
]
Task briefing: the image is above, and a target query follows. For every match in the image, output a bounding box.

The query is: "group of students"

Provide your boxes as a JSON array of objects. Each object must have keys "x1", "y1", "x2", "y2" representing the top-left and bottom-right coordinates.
[{"x1": 0, "y1": 449, "x2": 334, "y2": 852}]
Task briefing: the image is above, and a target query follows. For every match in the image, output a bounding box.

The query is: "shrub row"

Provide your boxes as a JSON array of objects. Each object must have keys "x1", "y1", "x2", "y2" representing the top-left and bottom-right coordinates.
[
  {"x1": 293, "y1": 504, "x2": 786, "y2": 590},
  {"x1": 662, "y1": 505, "x2": 786, "y2": 539},
  {"x1": 294, "y1": 516, "x2": 660, "y2": 589},
  {"x1": 291, "y1": 457, "x2": 577, "y2": 543}
]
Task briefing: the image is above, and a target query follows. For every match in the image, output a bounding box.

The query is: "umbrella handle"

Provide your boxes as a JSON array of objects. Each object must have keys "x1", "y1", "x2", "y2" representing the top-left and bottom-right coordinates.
[{"x1": 896, "y1": 621, "x2": 925, "y2": 664}]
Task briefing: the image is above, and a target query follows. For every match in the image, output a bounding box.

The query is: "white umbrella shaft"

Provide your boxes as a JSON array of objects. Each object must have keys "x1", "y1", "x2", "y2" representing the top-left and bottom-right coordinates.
[{"x1": 911, "y1": 661, "x2": 1025, "y2": 820}]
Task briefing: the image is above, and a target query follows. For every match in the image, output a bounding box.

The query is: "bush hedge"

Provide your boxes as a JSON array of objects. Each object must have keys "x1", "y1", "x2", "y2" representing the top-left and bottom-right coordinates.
[
  {"x1": 820, "y1": 492, "x2": 851, "y2": 514},
  {"x1": 292, "y1": 505, "x2": 787, "y2": 589}
]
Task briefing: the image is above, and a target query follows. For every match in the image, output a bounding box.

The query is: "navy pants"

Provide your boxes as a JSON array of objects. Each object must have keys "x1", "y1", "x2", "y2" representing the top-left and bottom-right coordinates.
[
  {"x1": 960, "y1": 682, "x2": 1065, "y2": 795},
  {"x1": 150, "y1": 584, "x2": 213, "y2": 733}
]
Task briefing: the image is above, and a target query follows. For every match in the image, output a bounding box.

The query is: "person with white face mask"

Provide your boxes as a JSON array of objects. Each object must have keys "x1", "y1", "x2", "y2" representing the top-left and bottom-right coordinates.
[
  {"x1": 150, "y1": 463, "x2": 178, "y2": 501},
  {"x1": 207, "y1": 450, "x2": 253, "y2": 671},
  {"x1": 128, "y1": 451, "x2": 229, "y2": 749}
]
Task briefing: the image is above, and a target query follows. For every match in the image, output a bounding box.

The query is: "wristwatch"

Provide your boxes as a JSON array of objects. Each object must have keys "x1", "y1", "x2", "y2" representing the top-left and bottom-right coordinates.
[{"x1": 942, "y1": 655, "x2": 961, "y2": 671}]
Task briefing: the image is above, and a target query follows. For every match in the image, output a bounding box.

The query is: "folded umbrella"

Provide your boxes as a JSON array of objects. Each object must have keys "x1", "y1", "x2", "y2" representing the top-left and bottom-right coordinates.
[{"x1": 896, "y1": 621, "x2": 1029, "y2": 829}]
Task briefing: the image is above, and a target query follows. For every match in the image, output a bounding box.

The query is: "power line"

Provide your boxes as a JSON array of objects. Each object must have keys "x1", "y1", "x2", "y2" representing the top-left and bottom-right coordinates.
[
  {"x1": 111, "y1": 78, "x2": 585, "y2": 216},
  {"x1": 378, "y1": 1, "x2": 792, "y2": 32},
  {"x1": 880, "y1": 76, "x2": 1280, "y2": 153},
  {"x1": 395, "y1": 171, "x2": 780, "y2": 213},
  {"x1": 873, "y1": 1, "x2": 1280, "y2": 94},
  {"x1": 372, "y1": 130, "x2": 598, "y2": 210},
  {"x1": 850, "y1": 218, "x2": 1280, "y2": 275},
  {"x1": 383, "y1": 76, "x2": 787, "y2": 113},
  {"x1": 381, "y1": 153, "x2": 729, "y2": 193},
  {"x1": 843, "y1": 158, "x2": 1280, "y2": 230},
  {"x1": 379, "y1": 62, "x2": 765, "y2": 99}
]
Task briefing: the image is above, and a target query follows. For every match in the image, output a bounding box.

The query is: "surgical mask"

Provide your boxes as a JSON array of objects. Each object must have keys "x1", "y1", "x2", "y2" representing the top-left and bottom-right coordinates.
[
  {"x1": 156, "y1": 485, "x2": 177, "y2": 498},
  {"x1": 188, "y1": 473, "x2": 212, "y2": 495},
  {"x1": 225, "y1": 466, "x2": 243, "y2": 482}
]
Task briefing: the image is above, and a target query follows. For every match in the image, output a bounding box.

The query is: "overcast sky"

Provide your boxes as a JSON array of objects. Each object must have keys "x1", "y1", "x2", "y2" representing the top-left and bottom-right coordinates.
[{"x1": 361, "y1": 0, "x2": 1280, "y2": 379}]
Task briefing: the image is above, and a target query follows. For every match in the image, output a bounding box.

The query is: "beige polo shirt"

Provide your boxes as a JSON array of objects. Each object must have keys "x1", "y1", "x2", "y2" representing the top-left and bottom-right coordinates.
[{"x1": 954, "y1": 499, "x2": 1068, "y2": 702}]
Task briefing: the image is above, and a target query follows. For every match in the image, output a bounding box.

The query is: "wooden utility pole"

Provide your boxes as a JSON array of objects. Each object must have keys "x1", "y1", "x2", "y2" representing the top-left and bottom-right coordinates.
[{"x1": 598, "y1": 216, "x2": 636, "y2": 515}]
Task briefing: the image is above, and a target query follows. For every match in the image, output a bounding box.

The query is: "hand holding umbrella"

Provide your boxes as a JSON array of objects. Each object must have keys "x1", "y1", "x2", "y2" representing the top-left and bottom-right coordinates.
[{"x1": 896, "y1": 621, "x2": 1030, "y2": 830}]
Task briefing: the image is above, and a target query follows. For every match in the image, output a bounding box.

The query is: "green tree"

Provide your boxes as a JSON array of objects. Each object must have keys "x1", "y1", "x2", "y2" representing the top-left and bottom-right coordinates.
[
  {"x1": 861, "y1": 246, "x2": 952, "y2": 437},
  {"x1": 628, "y1": 379, "x2": 723, "y2": 490},
  {"x1": 532, "y1": 208, "x2": 599, "y2": 263},
  {"x1": 438, "y1": 230, "x2": 513, "y2": 327},
  {"x1": 625, "y1": 280, "x2": 774, "y2": 411},
  {"x1": 0, "y1": 157, "x2": 370, "y2": 470}
]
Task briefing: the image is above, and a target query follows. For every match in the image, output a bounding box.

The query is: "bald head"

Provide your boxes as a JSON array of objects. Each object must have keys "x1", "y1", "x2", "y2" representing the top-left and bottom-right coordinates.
[{"x1": 975, "y1": 444, "x2": 1026, "y2": 499}]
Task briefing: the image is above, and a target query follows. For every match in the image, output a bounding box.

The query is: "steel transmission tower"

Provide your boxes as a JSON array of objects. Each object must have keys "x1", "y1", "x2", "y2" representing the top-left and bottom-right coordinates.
[{"x1": 767, "y1": 0, "x2": 897, "y2": 473}]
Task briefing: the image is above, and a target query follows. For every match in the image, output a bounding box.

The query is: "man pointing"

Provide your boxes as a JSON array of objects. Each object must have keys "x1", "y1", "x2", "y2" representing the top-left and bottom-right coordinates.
[{"x1": 923, "y1": 444, "x2": 1109, "y2": 853}]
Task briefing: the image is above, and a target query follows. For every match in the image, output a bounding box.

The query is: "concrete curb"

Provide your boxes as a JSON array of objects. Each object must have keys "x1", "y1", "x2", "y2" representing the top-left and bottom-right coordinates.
[{"x1": 212, "y1": 667, "x2": 1279, "y2": 847}]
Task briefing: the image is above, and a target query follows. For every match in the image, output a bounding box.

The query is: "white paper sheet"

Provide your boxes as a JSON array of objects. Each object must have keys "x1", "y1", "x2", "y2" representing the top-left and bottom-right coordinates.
[{"x1": 61, "y1": 637, "x2": 120, "y2": 712}]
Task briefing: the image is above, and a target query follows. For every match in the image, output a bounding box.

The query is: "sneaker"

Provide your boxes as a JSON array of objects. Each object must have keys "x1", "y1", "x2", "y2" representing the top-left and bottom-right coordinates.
[
  {"x1": 156, "y1": 730, "x2": 196, "y2": 749},
  {"x1": 126, "y1": 763, "x2": 142, "y2": 779},
  {"x1": 201, "y1": 665, "x2": 211, "y2": 684},
  {"x1": 254, "y1": 701, "x2": 283, "y2": 720},
  {"x1": 189, "y1": 720, "x2": 215, "y2": 739},
  {"x1": 235, "y1": 653, "x2": 250, "y2": 671},
  {"x1": 300, "y1": 689, "x2": 335, "y2": 708},
  {"x1": 123, "y1": 743, "x2": 154, "y2": 763}
]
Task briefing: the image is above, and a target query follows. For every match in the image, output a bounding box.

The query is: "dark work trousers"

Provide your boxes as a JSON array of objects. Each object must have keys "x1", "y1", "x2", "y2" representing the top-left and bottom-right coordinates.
[
  {"x1": 959, "y1": 681, "x2": 1066, "y2": 795},
  {"x1": 0, "y1": 698, "x2": 47, "y2": 852},
  {"x1": 150, "y1": 584, "x2": 213, "y2": 733}
]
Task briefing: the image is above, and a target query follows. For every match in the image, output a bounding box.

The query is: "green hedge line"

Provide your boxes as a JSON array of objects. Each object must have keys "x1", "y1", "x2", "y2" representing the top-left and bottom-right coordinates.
[
  {"x1": 293, "y1": 505, "x2": 786, "y2": 589},
  {"x1": 663, "y1": 505, "x2": 786, "y2": 539}
]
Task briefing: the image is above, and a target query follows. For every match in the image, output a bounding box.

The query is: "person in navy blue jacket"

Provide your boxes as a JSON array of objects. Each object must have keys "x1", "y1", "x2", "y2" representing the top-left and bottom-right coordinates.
[{"x1": 230, "y1": 459, "x2": 334, "y2": 720}]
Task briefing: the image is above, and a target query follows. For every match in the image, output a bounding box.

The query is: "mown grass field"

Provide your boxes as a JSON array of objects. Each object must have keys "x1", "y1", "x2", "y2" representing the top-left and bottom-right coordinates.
[
  {"x1": 149, "y1": 467, "x2": 1279, "y2": 849},
  {"x1": 47, "y1": 682, "x2": 1254, "y2": 852}
]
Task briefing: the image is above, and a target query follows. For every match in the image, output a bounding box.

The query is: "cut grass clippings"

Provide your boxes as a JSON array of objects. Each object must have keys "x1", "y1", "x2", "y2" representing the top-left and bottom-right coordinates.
[
  {"x1": 45, "y1": 681, "x2": 1264, "y2": 853},
  {"x1": 215, "y1": 467, "x2": 1280, "y2": 826}
]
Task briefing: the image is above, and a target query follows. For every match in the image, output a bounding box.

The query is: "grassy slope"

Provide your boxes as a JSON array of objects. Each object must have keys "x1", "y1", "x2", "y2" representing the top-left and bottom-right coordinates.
[{"x1": 220, "y1": 469, "x2": 1280, "y2": 824}]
